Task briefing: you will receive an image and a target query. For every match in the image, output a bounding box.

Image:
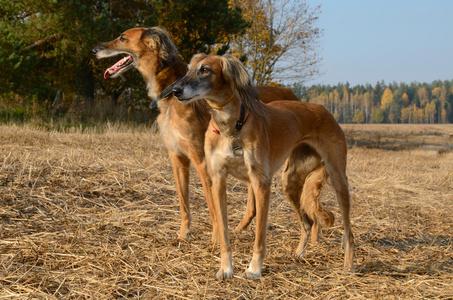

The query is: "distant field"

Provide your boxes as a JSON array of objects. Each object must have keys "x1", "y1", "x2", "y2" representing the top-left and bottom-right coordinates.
[
  {"x1": 0, "y1": 124, "x2": 452, "y2": 299},
  {"x1": 341, "y1": 123, "x2": 453, "y2": 152}
]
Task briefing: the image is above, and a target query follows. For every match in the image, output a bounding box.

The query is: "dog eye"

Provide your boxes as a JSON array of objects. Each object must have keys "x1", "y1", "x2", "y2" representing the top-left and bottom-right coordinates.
[
  {"x1": 200, "y1": 66, "x2": 209, "y2": 73},
  {"x1": 119, "y1": 36, "x2": 127, "y2": 42}
]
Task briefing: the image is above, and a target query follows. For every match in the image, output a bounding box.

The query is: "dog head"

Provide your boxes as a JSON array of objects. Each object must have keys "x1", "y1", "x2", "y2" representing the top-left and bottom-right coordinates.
[
  {"x1": 92, "y1": 27, "x2": 179, "y2": 79},
  {"x1": 173, "y1": 54, "x2": 259, "y2": 107}
]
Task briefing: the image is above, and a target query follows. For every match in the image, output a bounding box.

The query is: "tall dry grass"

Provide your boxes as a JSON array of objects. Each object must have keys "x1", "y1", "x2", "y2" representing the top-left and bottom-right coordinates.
[{"x1": 0, "y1": 124, "x2": 452, "y2": 299}]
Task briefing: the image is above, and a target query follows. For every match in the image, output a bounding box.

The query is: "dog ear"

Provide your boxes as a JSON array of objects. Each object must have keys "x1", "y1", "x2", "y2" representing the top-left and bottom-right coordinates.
[
  {"x1": 141, "y1": 27, "x2": 179, "y2": 64},
  {"x1": 220, "y1": 54, "x2": 260, "y2": 115},
  {"x1": 220, "y1": 54, "x2": 251, "y2": 90},
  {"x1": 141, "y1": 28, "x2": 159, "y2": 51}
]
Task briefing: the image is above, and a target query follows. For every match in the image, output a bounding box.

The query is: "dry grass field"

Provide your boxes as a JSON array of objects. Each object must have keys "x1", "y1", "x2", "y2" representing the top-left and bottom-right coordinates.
[{"x1": 1, "y1": 123, "x2": 452, "y2": 299}]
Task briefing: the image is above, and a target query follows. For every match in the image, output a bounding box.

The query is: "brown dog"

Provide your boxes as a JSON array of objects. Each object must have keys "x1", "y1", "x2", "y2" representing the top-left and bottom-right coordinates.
[
  {"x1": 92, "y1": 27, "x2": 327, "y2": 244},
  {"x1": 172, "y1": 54, "x2": 353, "y2": 279}
]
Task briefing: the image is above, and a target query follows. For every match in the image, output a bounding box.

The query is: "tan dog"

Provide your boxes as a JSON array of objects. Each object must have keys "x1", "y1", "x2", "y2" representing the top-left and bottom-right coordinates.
[
  {"x1": 92, "y1": 27, "x2": 326, "y2": 244},
  {"x1": 172, "y1": 54, "x2": 354, "y2": 279}
]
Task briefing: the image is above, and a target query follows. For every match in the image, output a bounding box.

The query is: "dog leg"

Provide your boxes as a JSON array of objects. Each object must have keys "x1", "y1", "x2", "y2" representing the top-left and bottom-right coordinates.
[
  {"x1": 168, "y1": 152, "x2": 192, "y2": 240},
  {"x1": 310, "y1": 218, "x2": 320, "y2": 245},
  {"x1": 335, "y1": 182, "x2": 354, "y2": 271},
  {"x1": 234, "y1": 183, "x2": 256, "y2": 231},
  {"x1": 281, "y1": 166, "x2": 312, "y2": 258},
  {"x1": 210, "y1": 174, "x2": 234, "y2": 279},
  {"x1": 244, "y1": 179, "x2": 271, "y2": 279},
  {"x1": 326, "y1": 163, "x2": 354, "y2": 271},
  {"x1": 190, "y1": 155, "x2": 219, "y2": 243}
]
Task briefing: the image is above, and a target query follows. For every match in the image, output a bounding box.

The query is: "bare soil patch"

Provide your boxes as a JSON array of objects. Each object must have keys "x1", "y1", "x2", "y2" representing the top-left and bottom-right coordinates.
[{"x1": 1, "y1": 124, "x2": 452, "y2": 299}]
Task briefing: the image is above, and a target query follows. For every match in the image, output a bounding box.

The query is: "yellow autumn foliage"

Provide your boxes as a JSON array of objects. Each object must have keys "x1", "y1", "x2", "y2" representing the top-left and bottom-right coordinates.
[{"x1": 380, "y1": 87, "x2": 394, "y2": 110}]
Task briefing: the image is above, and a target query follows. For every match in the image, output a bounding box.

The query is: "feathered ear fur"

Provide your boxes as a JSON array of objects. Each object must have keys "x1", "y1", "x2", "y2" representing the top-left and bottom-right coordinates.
[
  {"x1": 141, "y1": 27, "x2": 180, "y2": 65},
  {"x1": 220, "y1": 54, "x2": 264, "y2": 117}
]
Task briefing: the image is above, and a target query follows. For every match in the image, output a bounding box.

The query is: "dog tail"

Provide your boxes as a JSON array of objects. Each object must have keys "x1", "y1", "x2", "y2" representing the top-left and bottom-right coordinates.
[{"x1": 301, "y1": 163, "x2": 335, "y2": 227}]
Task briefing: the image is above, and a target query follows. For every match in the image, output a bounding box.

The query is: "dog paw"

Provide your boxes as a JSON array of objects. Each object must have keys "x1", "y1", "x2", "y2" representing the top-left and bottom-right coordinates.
[
  {"x1": 178, "y1": 235, "x2": 191, "y2": 242},
  {"x1": 234, "y1": 219, "x2": 252, "y2": 232},
  {"x1": 343, "y1": 264, "x2": 355, "y2": 273},
  {"x1": 294, "y1": 249, "x2": 306, "y2": 259},
  {"x1": 238, "y1": 270, "x2": 261, "y2": 279},
  {"x1": 216, "y1": 268, "x2": 234, "y2": 280},
  {"x1": 178, "y1": 229, "x2": 192, "y2": 241}
]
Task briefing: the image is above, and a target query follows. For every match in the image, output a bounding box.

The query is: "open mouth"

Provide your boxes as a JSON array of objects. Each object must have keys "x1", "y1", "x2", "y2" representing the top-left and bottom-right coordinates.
[{"x1": 104, "y1": 55, "x2": 134, "y2": 79}]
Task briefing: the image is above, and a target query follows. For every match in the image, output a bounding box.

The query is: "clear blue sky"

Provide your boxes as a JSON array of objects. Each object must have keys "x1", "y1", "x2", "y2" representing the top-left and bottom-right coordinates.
[{"x1": 308, "y1": 0, "x2": 453, "y2": 86}]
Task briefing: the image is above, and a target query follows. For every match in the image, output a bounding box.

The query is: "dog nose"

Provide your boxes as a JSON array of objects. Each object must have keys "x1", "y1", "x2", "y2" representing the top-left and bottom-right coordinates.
[
  {"x1": 172, "y1": 87, "x2": 183, "y2": 98},
  {"x1": 92, "y1": 47, "x2": 99, "y2": 55}
]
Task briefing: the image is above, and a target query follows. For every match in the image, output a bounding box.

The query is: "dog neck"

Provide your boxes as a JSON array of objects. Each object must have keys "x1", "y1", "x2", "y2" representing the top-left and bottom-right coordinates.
[
  {"x1": 145, "y1": 59, "x2": 186, "y2": 103},
  {"x1": 145, "y1": 59, "x2": 212, "y2": 126},
  {"x1": 207, "y1": 93, "x2": 235, "y2": 110},
  {"x1": 210, "y1": 95, "x2": 247, "y2": 137}
]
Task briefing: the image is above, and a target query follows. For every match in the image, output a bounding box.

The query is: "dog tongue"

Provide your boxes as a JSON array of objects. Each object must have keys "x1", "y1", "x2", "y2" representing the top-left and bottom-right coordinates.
[{"x1": 104, "y1": 56, "x2": 133, "y2": 79}]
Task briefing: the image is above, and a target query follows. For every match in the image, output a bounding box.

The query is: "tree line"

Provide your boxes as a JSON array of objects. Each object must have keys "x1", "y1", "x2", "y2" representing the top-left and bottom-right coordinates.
[
  {"x1": 288, "y1": 80, "x2": 453, "y2": 124},
  {"x1": 1, "y1": 1, "x2": 451, "y2": 125}
]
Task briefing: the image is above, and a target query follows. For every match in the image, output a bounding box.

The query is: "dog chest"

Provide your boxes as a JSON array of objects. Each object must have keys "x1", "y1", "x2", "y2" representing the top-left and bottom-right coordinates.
[
  {"x1": 210, "y1": 141, "x2": 250, "y2": 181},
  {"x1": 158, "y1": 113, "x2": 188, "y2": 156}
]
